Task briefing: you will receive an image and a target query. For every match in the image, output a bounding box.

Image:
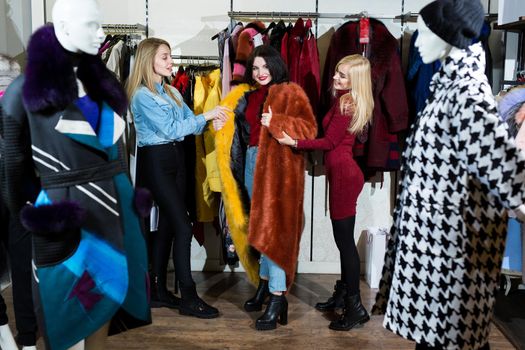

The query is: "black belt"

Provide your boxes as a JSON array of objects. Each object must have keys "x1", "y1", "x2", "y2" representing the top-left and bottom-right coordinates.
[{"x1": 40, "y1": 160, "x2": 127, "y2": 189}]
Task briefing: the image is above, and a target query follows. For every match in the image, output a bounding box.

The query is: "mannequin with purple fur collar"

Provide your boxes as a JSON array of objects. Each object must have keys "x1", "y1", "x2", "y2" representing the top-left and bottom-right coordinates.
[
  {"x1": 1, "y1": 0, "x2": 151, "y2": 349},
  {"x1": 54, "y1": 2, "x2": 110, "y2": 349}
]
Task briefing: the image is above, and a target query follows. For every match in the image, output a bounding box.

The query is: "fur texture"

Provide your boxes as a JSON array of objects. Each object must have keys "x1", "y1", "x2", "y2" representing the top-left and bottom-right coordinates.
[
  {"x1": 20, "y1": 200, "x2": 87, "y2": 234},
  {"x1": 320, "y1": 19, "x2": 409, "y2": 172},
  {"x1": 215, "y1": 84, "x2": 260, "y2": 285},
  {"x1": 248, "y1": 82, "x2": 317, "y2": 291},
  {"x1": 23, "y1": 24, "x2": 127, "y2": 115},
  {"x1": 232, "y1": 22, "x2": 266, "y2": 83},
  {"x1": 134, "y1": 187, "x2": 153, "y2": 218},
  {"x1": 216, "y1": 82, "x2": 317, "y2": 289}
]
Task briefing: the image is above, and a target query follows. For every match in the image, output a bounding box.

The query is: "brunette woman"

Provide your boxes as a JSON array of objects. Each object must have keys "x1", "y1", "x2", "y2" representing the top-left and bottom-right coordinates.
[{"x1": 214, "y1": 45, "x2": 317, "y2": 330}]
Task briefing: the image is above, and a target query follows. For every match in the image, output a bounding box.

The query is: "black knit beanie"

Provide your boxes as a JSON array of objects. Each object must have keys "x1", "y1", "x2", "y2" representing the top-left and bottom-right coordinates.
[{"x1": 420, "y1": 0, "x2": 485, "y2": 49}]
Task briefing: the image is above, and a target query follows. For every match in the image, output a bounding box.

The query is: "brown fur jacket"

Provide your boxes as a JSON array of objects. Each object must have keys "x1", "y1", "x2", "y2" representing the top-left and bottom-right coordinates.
[{"x1": 215, "y1": 82, "x2": 317, "y2": 290}]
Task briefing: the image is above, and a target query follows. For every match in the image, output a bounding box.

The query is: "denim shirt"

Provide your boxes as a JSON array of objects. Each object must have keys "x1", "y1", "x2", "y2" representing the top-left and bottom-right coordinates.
[{"x1": 131, "y1": 82, "x2": 206, "y2": 146}]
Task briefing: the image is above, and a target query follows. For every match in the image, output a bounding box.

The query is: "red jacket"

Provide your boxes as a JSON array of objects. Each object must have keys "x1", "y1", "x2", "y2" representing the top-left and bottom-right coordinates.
[{"x1": 321, "y1": 19, "x2": 409, "y2": 175}]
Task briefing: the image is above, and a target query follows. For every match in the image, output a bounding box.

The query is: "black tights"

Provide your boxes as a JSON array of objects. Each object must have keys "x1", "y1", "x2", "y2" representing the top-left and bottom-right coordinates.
[
  {"x1": 332, "y1": 216, "x2": 360, "y2": 295},
  {"x1": 137, "y1": 143, "x2": 194, "y2": 293}
]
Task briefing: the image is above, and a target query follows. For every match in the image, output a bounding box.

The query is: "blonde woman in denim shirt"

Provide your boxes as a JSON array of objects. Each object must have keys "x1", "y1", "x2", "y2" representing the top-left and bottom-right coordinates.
[{"x1": 127, "y1": 38, "x2": 228, "y2": 318}]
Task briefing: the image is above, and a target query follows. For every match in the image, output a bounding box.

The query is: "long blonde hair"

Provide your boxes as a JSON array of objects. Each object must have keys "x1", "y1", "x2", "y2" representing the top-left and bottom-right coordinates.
[
  {"x1": 126, "y1": 37, "x2": 181, "y2": 106},
  {"x1": 335, "y1": 55, "x2": 374, "y2": 134}
]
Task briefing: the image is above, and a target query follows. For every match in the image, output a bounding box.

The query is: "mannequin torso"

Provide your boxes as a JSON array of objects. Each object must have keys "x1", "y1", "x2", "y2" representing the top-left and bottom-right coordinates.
[
  {"x1": 0, "y1": 1, "x2": 151, "y2": 350},
  {"x1": 374, "y1": 8, "x2": 525, "y2": 350}
]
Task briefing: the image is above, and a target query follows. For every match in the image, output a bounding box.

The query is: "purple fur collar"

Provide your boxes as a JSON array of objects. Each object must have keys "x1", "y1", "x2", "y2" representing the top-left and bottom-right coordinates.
[{"x1": 23, "y1": 24, "x2": 127, "y2": 115}]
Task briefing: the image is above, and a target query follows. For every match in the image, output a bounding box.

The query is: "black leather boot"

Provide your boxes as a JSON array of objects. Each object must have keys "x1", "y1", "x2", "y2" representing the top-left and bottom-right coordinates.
[
  {"x1": 150, "y1": 273, "x2": 180, "y2": 309},
  {"x1": 255, "y1": 294, "x2": 288, "y2": 331},
  {"x1": 179, "y1": 283, "x2": 219, "y2": 319},
  {"x1": 244, "y1": 279, "x2": 270, "y2": 312},
  {"x1": 329, "y1": 294, "x2": 370, "y2": 331},
  {"x1": 315, "y1": 280, "x2": 347, "y2": 311}
]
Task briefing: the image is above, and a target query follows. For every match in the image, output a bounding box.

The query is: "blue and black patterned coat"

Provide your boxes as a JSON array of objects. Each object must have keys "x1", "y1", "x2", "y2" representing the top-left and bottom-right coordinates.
[{"x1": 1, "y1": 25, "x2": 150, "y2": 350}]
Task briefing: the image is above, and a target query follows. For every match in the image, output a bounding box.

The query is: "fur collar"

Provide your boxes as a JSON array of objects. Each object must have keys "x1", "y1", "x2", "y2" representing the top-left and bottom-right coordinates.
[{"x1": 23, "y1": 24, "x2": 127, "y2": 115}]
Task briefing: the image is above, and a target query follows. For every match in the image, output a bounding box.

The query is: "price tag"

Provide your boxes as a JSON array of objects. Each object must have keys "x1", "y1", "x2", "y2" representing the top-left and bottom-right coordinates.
[
  {"x1": 253, "y1": 33, "x2": 264, "y2": 47},
  {"x1": 359, "y1": 17, "x2": 370, "y2": 44}
]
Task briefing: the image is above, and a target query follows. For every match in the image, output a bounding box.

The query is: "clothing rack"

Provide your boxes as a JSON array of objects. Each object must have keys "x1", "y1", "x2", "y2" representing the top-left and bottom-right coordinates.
[
  {"x1": 228, "y1": 11, "x2": 403, "y2": 21},
  {"x1": 319, "y1": 12, "x2": 400, "y2": 20},
  {"x1": 172, "y1": 55, "x2": 220, "y2": 61},
  {"x1": 228, "y1": 11, "x2": 319, "y2": 21},
  {"x1": 102, "y1": 24, "x2": 147, "y2": 34},
  {"x1": 394, "y1": 12, "x2": 418, "y2": 23},
  {"x1": 171, "y1": 55, "x2": 220, "y2": 66}
]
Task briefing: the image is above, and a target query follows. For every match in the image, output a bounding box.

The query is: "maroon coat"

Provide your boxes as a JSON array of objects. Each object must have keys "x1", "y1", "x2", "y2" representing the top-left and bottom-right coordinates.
[
  {"x1": 281, "y1": 19, "x2": 320, "y2": 115},
  {"x1": 321, "y1": 18, "x2": 409, "y2": 174},
  {"x1": 297, "y1": 97, "x2": 363, "y2": 219}
]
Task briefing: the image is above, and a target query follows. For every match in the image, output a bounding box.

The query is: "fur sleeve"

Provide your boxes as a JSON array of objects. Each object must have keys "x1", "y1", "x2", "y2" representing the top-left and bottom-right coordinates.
[{"x1": 265, "y1": 82, "x2": 317, "y2": 140}]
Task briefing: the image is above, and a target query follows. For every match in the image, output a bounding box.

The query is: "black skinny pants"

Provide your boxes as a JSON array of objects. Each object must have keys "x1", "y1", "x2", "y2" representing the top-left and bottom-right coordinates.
[
  {"x1": 137, "y1": 143, "x2": 194, "y2": 290},
  {"x1": 332, "y1": 216, "x2": 360, "y2": 295},
  {"x1": 0, "y1": 192, "x2": 37, "y2": 346}
]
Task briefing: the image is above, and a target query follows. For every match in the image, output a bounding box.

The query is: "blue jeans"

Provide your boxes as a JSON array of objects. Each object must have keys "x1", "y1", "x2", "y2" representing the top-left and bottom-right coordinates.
[
  {"x1": 259, "y1": 255, "x2": 287, "y2": 293},
  {"x1": 244, "y1": 147, "x2": 287, "y2": 293}
]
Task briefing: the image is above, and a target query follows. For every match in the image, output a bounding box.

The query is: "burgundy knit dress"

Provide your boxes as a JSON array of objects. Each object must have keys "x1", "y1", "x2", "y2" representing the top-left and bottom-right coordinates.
[{"x1": 297, "y1": 97, "x2": 364, "y2": 219}]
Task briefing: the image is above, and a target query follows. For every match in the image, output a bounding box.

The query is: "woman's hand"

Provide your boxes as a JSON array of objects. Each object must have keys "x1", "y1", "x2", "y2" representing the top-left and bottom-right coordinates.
[
  {"x1": 261, "y1": 106, "x2": 272, "y2": 127},
  {"x1": 277, "y1": 131, "x2": 296, "y2": 147},
  {"x1": 213, "y1": 114, "x2": 228, "y2": 131},
  {"x1": 516, "y1": 103, "x2": 525, "y2": 125},
  {"x1": 204, "y1": 105, "x2": 230, "y2": 122}
]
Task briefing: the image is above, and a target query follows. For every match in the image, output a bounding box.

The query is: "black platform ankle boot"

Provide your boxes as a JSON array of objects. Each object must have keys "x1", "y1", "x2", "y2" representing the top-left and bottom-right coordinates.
[
  {"x1": 179, "y1": 283, "x2": 219, "y2": 319},
  {"x1": 329, "y1": 293, "x2": 370, "y2": 331},
  {"x1": 255, "y1": 294, "x2": 288, "y2": 331},
  {"x1": 315, "y1": 280, "x2": 347, "y2": 311},
  {"x1": 244, "y1": 279, "x2": 270, "y2": 312},
  {"x1": 150, "y1": 273, "x2": 181, "y2": 309}
]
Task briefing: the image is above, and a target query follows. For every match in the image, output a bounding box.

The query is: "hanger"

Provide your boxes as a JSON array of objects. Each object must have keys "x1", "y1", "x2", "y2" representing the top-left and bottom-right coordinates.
[
  {"x1": 262, "y1": 21, "x2": 276, "y2": 35},
  {"x1": 211, "y1": 27, "x2": 227, "y2": 41}
]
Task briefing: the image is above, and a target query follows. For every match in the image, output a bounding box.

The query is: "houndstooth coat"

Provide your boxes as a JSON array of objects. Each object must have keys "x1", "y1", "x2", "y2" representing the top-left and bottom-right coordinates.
[{"x1": 373, "y1": 43, "x2": 525, "y2": 350}]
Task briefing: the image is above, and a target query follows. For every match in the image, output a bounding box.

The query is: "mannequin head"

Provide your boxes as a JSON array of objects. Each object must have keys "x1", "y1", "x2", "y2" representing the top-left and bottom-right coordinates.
[
  {"x1": 415, "y1": 16, "x2": 453, "y2": 64},
  {"x1": 417, "y1": 0, "x2": 484, "y2": 61},
  {"x1": 52, "y1": 0, "x2": 105, "y2": 55}
]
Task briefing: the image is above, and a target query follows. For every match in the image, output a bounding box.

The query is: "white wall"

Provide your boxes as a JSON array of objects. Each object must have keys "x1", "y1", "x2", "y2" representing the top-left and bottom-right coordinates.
[
  {"x1": 0, "y1": 0, "x2": 31, "y2": 63},
  {"x1": 17, "y1": 0, "x2": 510, "y2": 276}
]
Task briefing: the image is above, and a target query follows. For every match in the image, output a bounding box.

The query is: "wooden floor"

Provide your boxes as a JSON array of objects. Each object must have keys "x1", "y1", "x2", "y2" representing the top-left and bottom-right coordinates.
[{"x1": 2, "y1": 272, "x2": 516, "y2": 349}]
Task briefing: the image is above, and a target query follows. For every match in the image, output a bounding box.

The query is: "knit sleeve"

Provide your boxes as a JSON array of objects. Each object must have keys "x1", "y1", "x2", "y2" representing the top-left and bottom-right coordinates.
[{"x1": 296, "y1": 104, "x2": 350, "y2": 151}]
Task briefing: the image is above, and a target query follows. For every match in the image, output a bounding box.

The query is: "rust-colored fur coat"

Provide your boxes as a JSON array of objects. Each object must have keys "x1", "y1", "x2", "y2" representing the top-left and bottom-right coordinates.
[{"x1": 216, "y1": 82, "x2": 317, "y2": 290}]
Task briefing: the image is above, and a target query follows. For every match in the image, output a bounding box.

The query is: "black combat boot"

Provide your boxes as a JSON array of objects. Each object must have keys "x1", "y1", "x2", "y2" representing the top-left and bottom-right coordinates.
[
  {"x1": 150, "y1": 273, "x2": 180, "y2": 309},
  {"x1": 244, "y1": 279, "x2": 270, "y2": 312},
  {"x1": 315, "y1": 280, "x2": 347, "y2": 311},
  {"x1": 179, "y1": 283, "x2": 219, "y2": 319},
  {"x1": 329, "y1": 293, "x2": 370, "y2": 331}
]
